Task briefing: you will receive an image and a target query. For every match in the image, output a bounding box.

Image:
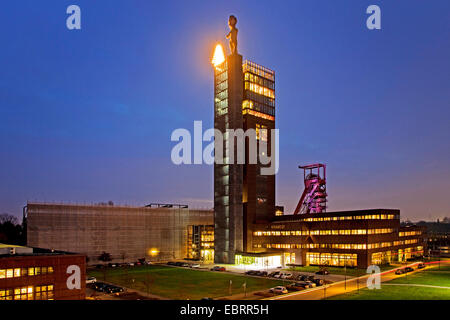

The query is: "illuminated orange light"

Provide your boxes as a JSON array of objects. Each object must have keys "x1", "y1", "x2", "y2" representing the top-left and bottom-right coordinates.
[
  {"x1": 243, "y1": 109, "x2": 275, "y2": 121},
  {"x1": 211, "y1": 44, "x2": 225, "y2": 67},
  {"x1": 148, "y1": 248, "x2": 160, "y2": 257}
]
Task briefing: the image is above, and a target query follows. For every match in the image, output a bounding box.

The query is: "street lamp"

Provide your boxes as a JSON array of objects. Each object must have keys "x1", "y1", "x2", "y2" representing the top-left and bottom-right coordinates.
[{"x1": 344, "y1": 261, "x2": 347, "y2": 291}]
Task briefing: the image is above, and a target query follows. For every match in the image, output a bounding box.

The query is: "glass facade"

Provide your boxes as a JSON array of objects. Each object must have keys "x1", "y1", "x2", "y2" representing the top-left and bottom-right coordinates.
[
  {"x1": 235, "y1": 254, "x2": 282, "y2": 268},
  {"x1": 242, "y1": 60, "x2": 275, "y2": 120},
  {"x1": 306, "y1": 252, "x2": 357, "y2": 267},
  {"x1": 187, "y1": 225, "x2": 214, "y2": 262}
]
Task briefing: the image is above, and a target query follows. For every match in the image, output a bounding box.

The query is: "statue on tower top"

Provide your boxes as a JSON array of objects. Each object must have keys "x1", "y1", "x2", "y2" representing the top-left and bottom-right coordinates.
[{"x1": 226, "y1": 15, "x2": 238, "y2": 55}]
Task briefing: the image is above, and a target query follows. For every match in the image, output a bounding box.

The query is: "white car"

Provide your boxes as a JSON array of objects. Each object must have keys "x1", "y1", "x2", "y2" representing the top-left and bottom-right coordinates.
[
  {"x1": 190, "y1": 264, "x2": 201, "y2": 268},
  {"x1": 86, "y1": 277, "x2": 97, "y2": 284},
  {"x1": 273, "y1": 273, "x2": 282, "y2": 278},
  {"x1": 280, "y1": 273, "x2": 293, "y2": 279},
  {"x1": 270, "y1": 286, "x2": 288, "y2": 294}
]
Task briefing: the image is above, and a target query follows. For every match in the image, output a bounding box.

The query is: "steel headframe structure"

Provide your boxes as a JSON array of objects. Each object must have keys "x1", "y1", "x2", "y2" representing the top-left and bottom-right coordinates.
[{"x1": 293, "y1": 163, "x2": 327, "y2": 214}]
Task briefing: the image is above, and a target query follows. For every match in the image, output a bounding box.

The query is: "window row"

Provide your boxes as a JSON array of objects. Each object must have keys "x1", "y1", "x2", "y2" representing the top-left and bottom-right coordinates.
[
  {"x1": 242, "y1": 109, "x2": 275, "y2": 121},
  {"x1": 306, "y1": 253, "x2": 357, "y2": 267},
  {"x1": 399, "y1": 231, "x2": 422, "y2": 237},
  {"x1": 0, "y1": 266, "x2": 54, "y2": 279},
  {"x1": 242, "y1": 99, "x2": 275, "y2": 117},
  {"x1": 300, "y1": 214, "x2": 398, "y2": 222},
  {"x1": 245, "y1": 81, "x2": 275, "y2": 99},
  {"x1": 244, "y1": 72, "x2": 274, "y2": 90},
  {"x1": 253, "y1": 228, "x2": 395, "y2": 237},
  {"x1": 243, "y1": 61, "x2": 275, "y2": 81},
  {"x1": 255, "y1": 243, "x2": 367, "y2": 250},
  {"x1": 0, "y1": 285, "x2": 54, "y2": 300}
]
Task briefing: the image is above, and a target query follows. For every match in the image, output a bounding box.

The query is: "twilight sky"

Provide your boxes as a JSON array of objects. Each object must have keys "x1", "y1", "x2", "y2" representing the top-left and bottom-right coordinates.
[{"x1": 0, "y1": 0, "x2": 449, "y2": 221}]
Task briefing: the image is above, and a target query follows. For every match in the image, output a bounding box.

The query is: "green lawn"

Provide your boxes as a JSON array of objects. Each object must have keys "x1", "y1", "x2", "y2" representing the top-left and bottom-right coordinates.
[
  {"x1": 287, "y1": 264, "x2": 394, "y2": 277},
  {"x1": 328, "y1": 265, "x2": 450, "y2": 300},
  {"x1": 88, "y1": 265, "x2": 285, "y2": 300}
]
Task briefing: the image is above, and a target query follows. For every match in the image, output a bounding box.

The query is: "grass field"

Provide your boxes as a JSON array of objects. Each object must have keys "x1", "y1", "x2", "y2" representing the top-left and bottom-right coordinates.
[
  {"x1": 88, "y1": 265, "x2": 285, "y2": 300},
  {"x1": 328, "y1": 265, "x2": 450, "y2": 300}
]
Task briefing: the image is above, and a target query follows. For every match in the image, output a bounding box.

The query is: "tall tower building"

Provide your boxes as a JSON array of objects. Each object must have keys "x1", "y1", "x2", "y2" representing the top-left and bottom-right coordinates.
[
  {"x1": 213, "y1": 49, "x2": 244, "y2": 264},
  {"x1": 212, "y1": 17, "x2": 276, "y2": 264},
  {"x1": 242, "y1": 61, "x2": 276, "y2": 252}
]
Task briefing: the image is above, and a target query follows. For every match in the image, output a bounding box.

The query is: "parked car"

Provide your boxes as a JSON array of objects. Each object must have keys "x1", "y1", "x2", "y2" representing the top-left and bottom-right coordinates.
[
  {"x1": 286, "y1": 283, "x2": 305, "y2": 291},
  {"x1": 273, "y1": 273, "x2": 283, "y2": 278},
  {"x1": 175, "y1": 262, "x2": 184, "y2": 267},
  {"x1": 417, "y1": 263, "x2": 426, "y2": 269},
  {"x1": 296, "y1": 274, "x2": 308, "y2": 281},
  {"x1": 268, "y1": 271, "x2": 280, "y2": 278},
  {"x1": 181, "y1": 263, "x2": 190, "y2": 267},
  {"x1": 315, "y1": 269, "x2": 329, "y2": 275},
  {"x1": 270, "y1": 286, "x2": 288, "y2": 294},
  {"x1": 86, "y1": 276, "x2": 97, "y2": 284},
  {"x1": 92, "y1": 282, "x2": 109, "y2": 292},
  {"x1": 245, "y1": 270, "x2": 257, "y2": 275},
  {"x1": 167, "y1": 261, "x2": 176, "y2": 266},
  {"x1": 280, "y1": 273, "x2": 293, "y2": 279},
  {"x1": 395, "y1": 268, "x2": 405, "y2": 275},
  {"x1": 297, "y1": 281, "x2": 316, "y2": 289},
  {"x1": 127, "y1": 262, "x2": 135, "y2": 267},
  {"x1": 190, "y1": 264, "x2": 201, "y2": 268},
  {"x1": 211, "y1": 266, "x2": 226, "y2": 272},
  {"x1": 404, "y1": 267, "x2": 414, "y2": 273},
  {"x1": 312, "y1": 278, "x2": 324, "y2": 286},
  {"x1": 104, "y1": 285, "x2": 124, "y2": 294},
  {"x1": 256, "y1": 271, "x2": 268, "y2": 277}
]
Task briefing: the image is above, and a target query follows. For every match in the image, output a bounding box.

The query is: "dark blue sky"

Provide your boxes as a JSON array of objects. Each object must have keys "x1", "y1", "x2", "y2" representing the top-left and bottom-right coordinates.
[{"x1": 1, "y1": 1, "x2": 449, "y2": 221}]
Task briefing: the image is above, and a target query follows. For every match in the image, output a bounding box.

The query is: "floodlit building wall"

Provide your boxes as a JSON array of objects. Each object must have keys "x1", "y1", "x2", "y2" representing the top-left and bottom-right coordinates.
[{"x1": 26, "y1": 203, "x2": 213, "y2": 264}]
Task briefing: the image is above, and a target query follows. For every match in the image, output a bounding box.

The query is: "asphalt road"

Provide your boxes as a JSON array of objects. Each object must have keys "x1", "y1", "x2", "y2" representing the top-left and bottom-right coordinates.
[{"x1": 266, "y1": 261, "x2": 450, "y2": 300}]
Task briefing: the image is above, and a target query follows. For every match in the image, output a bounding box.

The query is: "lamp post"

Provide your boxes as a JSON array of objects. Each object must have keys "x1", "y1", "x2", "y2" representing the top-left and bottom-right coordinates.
[
  {"x1": 344, "y1": 261, "x2": 347, "y2": 291},
  {"x1": 357, "y1": 275, "x2": 359, "y2": 294}
]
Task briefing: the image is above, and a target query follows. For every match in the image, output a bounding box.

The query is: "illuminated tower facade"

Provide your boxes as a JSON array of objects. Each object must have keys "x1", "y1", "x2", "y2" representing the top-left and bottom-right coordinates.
[
  {"x1": 212, "y1": 18, "x2": 276, "y2": 263},
  {"x1": 242, "y1": 61, "x2": 276, "y2": 252},
  {"x1": 213, "y1": 49, "x2": 244, "y2": 264}
]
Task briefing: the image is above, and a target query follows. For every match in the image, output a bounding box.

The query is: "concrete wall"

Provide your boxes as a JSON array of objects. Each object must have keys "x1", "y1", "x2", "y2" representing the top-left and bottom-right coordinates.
[{"x1": 26, "y1": 203, "x2": 213, "y2": 264}]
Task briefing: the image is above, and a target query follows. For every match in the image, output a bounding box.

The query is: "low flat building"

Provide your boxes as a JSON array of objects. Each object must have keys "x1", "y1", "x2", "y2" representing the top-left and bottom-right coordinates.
[
  {"x1": 248, "y1": 209, "x2": 426, "y2": 268},
  {"x1": 26, "y1": 202, "x2": 214, "y2": 264},
  {"x1": 0, "y1": 244, "x2": 85, "y2": 300}
]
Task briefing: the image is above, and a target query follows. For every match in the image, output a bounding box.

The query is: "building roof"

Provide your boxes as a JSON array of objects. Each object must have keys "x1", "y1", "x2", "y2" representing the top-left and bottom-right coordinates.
[
  {"x1": 0, "y1": 244, "x2": 81, "y2": 259},
  {"x1": 0, "y1": 243, "x2": 26, "y2": 249},
  {"x1": 273, "y1": 208, "x2": 400, "y2": 222}
]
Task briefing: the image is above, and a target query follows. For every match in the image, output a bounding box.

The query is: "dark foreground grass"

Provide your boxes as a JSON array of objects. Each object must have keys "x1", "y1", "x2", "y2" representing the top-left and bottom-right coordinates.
[
  {"x1": 328, "y1": 265, "x2": 450, "y2": 300},
  {"x1": 88, "y1": 265, "x2": 285, "y2": 300}
]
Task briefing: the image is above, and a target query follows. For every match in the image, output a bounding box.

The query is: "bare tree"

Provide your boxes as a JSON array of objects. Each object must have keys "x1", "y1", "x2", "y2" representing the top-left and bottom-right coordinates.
[
  {"x1": 0, "y1": 213, "x2": 24, "y2": 244},
  {"x1": 0, "y1": 213, "x2": 19, "y2": 225}
]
